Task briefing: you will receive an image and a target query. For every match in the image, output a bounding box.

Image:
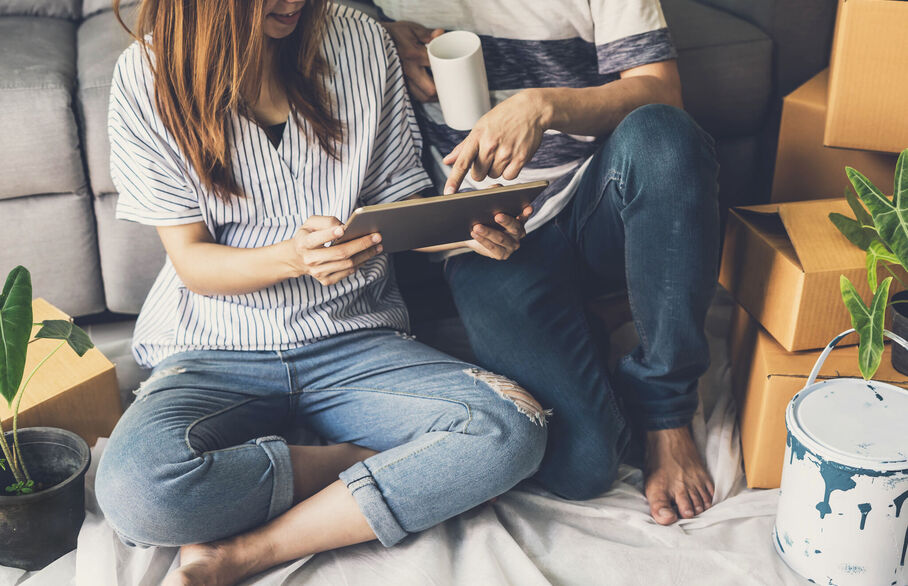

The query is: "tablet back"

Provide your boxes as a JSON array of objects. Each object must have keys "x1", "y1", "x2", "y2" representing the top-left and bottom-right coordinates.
[{"x1": 340, "y1": 181, "x2": 548, "y2": 253}]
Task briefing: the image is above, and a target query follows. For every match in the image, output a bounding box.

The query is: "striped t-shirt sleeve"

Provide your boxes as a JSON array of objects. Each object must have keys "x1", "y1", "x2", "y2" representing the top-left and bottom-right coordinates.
[
  {"x1": 109, "y1": 46, "x2": 203, "y2": 226},
  {"x1": 591, "y1": 0, "x2": 678, "y2": 76},
  {"x1": 358, "y1": 30, "x2": 433, "y2": 206}
]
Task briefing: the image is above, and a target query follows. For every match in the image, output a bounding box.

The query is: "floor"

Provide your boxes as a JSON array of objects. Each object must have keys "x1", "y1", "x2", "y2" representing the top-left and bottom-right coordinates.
[{"x1": 0, "y1": 292, "x2": 812, "y2": 585}]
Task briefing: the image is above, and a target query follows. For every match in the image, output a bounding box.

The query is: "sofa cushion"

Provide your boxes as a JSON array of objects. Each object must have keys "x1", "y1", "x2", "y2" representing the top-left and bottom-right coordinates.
[
  {"x1": 0, "y1": 193, "x2": 106, "y2": 317},
  {"x1": 77, "y1": 5, "x2": 138, "y2": 196},
  {"x1": 94, "y1": 192, "x2": 166, "y2": 315},
  {"x1": 0, "y1": 17, "x2": 85, "y2": 199},
  {"x1": 82, "y1": 0, "x2": 138, "y2": 19},
  {"x1": 662, "y1": 0, "x2": 772, "y2": 138},
  {"x1": 0, "y1": 0, "x2": 79, "y2": 20}
]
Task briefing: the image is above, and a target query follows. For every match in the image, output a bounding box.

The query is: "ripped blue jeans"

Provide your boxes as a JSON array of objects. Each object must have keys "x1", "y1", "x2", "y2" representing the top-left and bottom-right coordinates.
[{"x1": 94, "y1": 329, "x2": 547, "y2": 548}]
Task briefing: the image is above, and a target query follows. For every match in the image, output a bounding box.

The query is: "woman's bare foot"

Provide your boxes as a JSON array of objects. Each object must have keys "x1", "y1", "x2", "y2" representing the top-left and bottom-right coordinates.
[
  {"x1": 644, "y1": 426, "x2": 714, "y2": 525},
  {"x1": 161, "y1": 540, "x2": 264, "y2": 586}
]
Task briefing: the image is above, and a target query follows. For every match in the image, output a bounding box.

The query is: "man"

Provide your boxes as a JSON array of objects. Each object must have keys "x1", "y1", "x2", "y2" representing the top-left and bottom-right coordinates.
[{"x1": 376, "y1": 0, "x2": 719, "y2": 524}]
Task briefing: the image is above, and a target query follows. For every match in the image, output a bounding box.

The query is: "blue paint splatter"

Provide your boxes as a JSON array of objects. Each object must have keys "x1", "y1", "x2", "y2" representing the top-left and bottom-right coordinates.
[
  {"x1": 815, "y1": 549, "x2": 822, "y2": 554},
  {"x1": 816, "y1": 465, "x2": 857, "y2": 519},
  {"x1": 895, "y1": 489, "x2": 908, "y2": 566},
  {"x1": 787, "y1": 431, "x2": 808, "y2": 464},
  {"x1": 858, "y1": 503, "x2": 872, "y2": 530},
  {"x1": 787, "y1": 432, "x2": 904, "y2": 521},
  {"x1": 784, "y1": 532, "x2": 794, "y2": 547},
  {"x1": 774, "y1": 529, "x2": 786, "y2": 554},
  {"x1": 866, "y1": 383, "x2": 884, "y2": 401}
]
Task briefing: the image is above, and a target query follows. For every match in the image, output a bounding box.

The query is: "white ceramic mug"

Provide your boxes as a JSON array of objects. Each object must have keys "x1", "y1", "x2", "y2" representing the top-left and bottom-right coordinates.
[{"x1": 427, "y1": 31, "x2": 491, "y2": 131}]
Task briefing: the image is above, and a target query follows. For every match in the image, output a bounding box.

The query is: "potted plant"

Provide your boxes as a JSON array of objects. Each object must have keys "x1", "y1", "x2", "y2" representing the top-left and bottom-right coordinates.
[
  {"x1": 828, "y1": 147, "x2": 908, "y2": 378},
  {"x1": 0, "y1": 266, "x2": 94, "y2": 570}
]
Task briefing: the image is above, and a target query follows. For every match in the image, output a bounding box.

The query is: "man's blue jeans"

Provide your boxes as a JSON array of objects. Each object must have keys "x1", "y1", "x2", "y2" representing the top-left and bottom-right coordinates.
[
  {"x1": 444, "y1": 104, "x2": 720, "y2": 500},
  {"x1": 95, "y1": 329, "x2": 546, "y2": 548}
]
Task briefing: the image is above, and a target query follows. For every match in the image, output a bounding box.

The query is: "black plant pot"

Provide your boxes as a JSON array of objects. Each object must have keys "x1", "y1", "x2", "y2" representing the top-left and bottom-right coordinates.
[
  {"x1": 0, "y1": 427, "x2": 90, "y2": 571},
  {"x1": 891, "y1": 290, "x2": 908, "y2": 375}
]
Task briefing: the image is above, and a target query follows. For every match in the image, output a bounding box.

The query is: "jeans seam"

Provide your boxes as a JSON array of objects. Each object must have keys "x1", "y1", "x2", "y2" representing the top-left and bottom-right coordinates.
[
  {"x1": 371, "y1": 433, "x2": 456, "y2": 476},
  {"x1": 291, "y1": 386, "x2": 474, "y2": 434},
  {"x1": 183, "y1": 397, "x2": 259, "y2": 457}
]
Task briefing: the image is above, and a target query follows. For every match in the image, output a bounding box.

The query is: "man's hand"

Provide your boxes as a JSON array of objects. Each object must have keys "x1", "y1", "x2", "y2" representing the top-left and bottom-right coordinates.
[
  {"x1": 443, "y1": 90, "x2": 550, "y2": 194},
  {"x1": 464, "y1": 207, "x2": 533, "y2": 260},
  {"x1": 381, "y1": 21, "x2": 445, "y2": 102},
  {"x1": 292, "y1": 216, "x2": 383, "y2": 286}
]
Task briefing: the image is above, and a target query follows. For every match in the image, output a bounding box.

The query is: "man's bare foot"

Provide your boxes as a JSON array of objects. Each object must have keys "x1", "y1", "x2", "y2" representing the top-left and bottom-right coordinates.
[
  {"x1": 644, "y1": 426, "x2": 714, "y2": 525},
  {"x1": 161, "y1": 540, "x2": 263, "y2": 586}
]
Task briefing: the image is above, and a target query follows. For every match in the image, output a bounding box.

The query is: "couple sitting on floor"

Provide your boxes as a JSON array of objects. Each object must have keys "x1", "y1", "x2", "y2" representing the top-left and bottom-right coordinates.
[{"x1": 95, "y1": 0, "x2": 720, "y2": 583}]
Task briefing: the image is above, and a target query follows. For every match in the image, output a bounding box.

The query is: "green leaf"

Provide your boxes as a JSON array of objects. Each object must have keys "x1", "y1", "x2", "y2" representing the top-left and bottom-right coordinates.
[
  {"x1": 830, "y1": 212, "x2": 880, "y2": 251},
  {"x1": 845, "y1": 185, "x2": 875, "y2": 229},
  {"x1": 847, "y1": 167, "x2": 908, "y2": 269},
  {"x1": 896, "y1": 148, "x2": 908, "y2": 210},
  {"x1": 865, "y1": 241, "x2": 900, "y2": 292},
  {"x1": 841, "y1": 275, "x2": 891, "y2": 380},
  {"x1": 35, "y1": 320, "x2": 94, "y2": 357},
  {"x1": 0, "y1": 459, "x2": 5, "y2": 471},
  {"x1": 0, "y1": 267, "x2": 33, "y2": 406}
]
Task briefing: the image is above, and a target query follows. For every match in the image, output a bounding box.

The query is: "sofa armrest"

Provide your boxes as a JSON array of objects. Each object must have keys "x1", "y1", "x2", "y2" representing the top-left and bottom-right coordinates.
[{"x1": 694, "y1": 0, "x2": 838, "y2": 96}]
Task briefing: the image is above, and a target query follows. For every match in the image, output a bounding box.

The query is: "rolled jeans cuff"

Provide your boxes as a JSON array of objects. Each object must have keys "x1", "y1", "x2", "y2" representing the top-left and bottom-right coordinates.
[
  {"x1": 339, "y1": 461, "x2": 407, "y2": 547},
  {"x1": 643, "y1": 413, "x2": 695, "y2": 432},
  {"x1": 255, "y1": 435, "x2": 295, "y2": 521}
]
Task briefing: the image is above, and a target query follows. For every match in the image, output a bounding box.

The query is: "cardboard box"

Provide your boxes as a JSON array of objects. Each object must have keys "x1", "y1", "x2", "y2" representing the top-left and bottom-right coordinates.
[
  {"x1": 730, "y1": 303, "x2": 908, "y2": 488},
  {"x1": 825, "y1": 0, "x2": 908, "y2": 153},
  {"x1": 0, "y1": 299, "x2": 121, "y2": 447},
  {"x1": 719, "y1": 198, "x2": 906, "y2": 352},
  {"x1": 771, "y1": 70, "x2": 896, "y2": 203}
]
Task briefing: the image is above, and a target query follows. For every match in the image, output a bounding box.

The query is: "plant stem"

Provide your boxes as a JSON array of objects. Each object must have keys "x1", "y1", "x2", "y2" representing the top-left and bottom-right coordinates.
[
  {"x1": 11, "y1": 340, "x2": 66, "y2": 483},
  {"x1": 0, "y1": 420, "x2": 24, "y2": 485},
  {"x1": 884, "y1": 264, "x2": 908, "y2": 291}
]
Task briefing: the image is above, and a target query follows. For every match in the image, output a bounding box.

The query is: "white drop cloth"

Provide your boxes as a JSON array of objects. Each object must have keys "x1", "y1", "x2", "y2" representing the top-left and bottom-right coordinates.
[{"x1": 0, "y1": 293, "x2": 810, "y2": 585}]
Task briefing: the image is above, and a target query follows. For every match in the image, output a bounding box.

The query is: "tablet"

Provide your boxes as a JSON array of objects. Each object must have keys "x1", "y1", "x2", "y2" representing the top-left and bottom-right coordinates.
[{"x1": 337, "y1": 180, "x2": 549, "y2": 253}]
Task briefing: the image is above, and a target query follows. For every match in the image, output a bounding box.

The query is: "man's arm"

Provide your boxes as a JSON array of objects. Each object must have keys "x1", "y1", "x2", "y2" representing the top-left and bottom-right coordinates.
[{"x1": 442, "y1": 61, "x2": 683, "y2": 193}]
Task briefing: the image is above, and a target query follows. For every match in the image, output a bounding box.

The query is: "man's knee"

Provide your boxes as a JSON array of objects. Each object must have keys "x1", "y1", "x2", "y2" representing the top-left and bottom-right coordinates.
[
  {"x1": 540, "y1": 455, "x2": 620, "y2": 501},
  {"x1": 614, "y1": 104, "x2": 717, "y2": 179}
]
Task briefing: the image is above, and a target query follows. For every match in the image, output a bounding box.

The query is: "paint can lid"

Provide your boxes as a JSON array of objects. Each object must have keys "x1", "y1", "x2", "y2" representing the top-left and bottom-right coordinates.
[{"x1": 788, "y1": 378, "x2": 908, "y2": 472}]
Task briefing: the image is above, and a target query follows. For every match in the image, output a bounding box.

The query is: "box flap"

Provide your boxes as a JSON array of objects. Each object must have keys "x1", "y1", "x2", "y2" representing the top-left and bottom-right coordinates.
[
  {"x1": 785, "y1": 69, "x2": 828, "y2": 112},
  {"x1": 731, "y1": 205, "x2": 801, "y2": 269},
  {"x1": 777, "y1": 199, "x2": 866, "y2": 272}
]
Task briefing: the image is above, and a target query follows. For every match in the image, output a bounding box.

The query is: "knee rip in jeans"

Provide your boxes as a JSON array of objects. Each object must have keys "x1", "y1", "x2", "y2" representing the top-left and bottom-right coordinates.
[
  {"x1": 394, "y1": 331, "x2": 417, "y2": 341},
  {"x1": 464, "y1": 368, "x2": 551, "y2": 426},
  {"x1": 133, "y1": 366, "x2": 186, "y2": 401}
]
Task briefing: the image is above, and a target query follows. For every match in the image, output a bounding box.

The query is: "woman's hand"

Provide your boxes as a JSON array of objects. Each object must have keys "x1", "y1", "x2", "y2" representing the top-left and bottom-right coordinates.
[
  {"x1": 443, "y1": 90, "x2": 551, "y2": 194},
  {"x1": 291, "y1": 216, "x2": 383, "y2": 286},
  {"x1": 465, "y1": 207, "x2": 532, "y2": 260},
  {"x1": 380, "y1": 21, "x2": 445, "y2": 102}
]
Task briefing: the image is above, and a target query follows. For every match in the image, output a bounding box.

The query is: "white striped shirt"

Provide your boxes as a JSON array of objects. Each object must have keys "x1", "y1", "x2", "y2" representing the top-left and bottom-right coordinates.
[{"x1": 109, "y1": 4, "x2": 432, "y2": 368}]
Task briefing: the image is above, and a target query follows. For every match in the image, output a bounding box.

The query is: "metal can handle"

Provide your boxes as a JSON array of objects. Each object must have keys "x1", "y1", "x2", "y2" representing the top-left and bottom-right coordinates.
[{"x1": 806, "y1": 328, "x2": 908, "y2": 386}]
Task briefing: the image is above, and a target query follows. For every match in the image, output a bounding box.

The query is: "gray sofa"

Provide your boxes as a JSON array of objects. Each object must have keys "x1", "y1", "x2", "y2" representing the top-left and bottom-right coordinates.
[{"x1": 0, "y1": 0, "x2": 837, "y2": 399}]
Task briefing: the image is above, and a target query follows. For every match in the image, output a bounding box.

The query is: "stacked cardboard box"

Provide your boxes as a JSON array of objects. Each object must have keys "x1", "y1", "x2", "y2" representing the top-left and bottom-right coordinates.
[
  {"x1": 728, "y1": 0, "x2": 908, "y2": 488},
  {"x1": 772, "y1": 0, "x2": 908, "y2": 203},
  {"x1": 0, "y1": 299, "x2": 121, "y2": 447}
]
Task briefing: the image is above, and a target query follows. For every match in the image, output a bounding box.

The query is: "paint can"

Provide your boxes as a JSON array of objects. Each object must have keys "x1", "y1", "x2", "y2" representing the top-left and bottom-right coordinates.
[{"x1": 774, "y1": 329, "x2": 908, "y2": 586}]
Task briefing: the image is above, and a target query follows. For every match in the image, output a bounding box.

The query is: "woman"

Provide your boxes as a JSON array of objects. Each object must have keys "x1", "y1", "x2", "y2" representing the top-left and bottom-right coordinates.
[{"x1": 95, "y1": 1, "x2": 546, "y2": 584}]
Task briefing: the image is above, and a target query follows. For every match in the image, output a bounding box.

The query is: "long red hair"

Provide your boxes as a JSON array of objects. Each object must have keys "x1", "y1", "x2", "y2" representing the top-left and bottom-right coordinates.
[{"x1": 113, "y1": 0, "x2": 343, "y2": 199}]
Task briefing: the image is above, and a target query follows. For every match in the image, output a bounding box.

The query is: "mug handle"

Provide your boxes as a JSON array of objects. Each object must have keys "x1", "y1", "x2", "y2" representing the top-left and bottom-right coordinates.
[{"x1": 805, "y1": 328, "x2": 908, "y2": 386}]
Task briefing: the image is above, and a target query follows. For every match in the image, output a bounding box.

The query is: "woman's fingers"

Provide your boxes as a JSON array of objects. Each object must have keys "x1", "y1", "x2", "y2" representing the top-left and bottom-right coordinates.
[
  {"x1": 301, "y1": 215, "x2": 344, "y2": 233},
  {"x1": 309, "y1": 243, "x2": 383, "y2": 285},
  {"x1": 301, "y1": 224, "x2": 346, "y2": 249}
]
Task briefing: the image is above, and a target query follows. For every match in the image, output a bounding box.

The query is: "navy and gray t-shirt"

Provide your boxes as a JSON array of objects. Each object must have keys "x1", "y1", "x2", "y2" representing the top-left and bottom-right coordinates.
[{"x1": 375, "y1": 0, "x2": 677, "y2": 232}]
